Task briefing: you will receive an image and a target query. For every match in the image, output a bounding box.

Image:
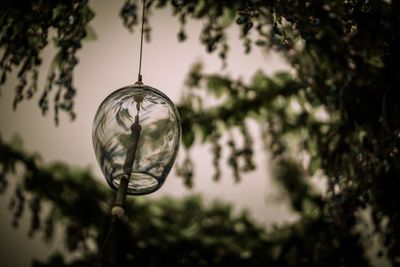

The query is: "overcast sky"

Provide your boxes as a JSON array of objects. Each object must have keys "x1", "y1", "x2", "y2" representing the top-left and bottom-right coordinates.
[{"x1": 0, "y1": 1, "x2": 297, "y2": 266}]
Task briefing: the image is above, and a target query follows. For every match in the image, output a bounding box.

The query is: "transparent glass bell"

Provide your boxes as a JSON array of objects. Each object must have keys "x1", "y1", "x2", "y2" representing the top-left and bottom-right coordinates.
[{"x1": 92, "y1": 84, "x2": 181, "y2": 195}]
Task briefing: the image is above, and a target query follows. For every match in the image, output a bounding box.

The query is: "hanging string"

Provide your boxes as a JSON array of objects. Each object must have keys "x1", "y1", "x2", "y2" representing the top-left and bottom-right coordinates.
[
  {"x1": 137, "y1": 0, "x2": 146, "y2": 84},
  {"x1": 98, "y1": 215, "x2": 117, "y2": 266},
  {"x1": 99, "y1": 4, "x2": 147, "y2": 264}
]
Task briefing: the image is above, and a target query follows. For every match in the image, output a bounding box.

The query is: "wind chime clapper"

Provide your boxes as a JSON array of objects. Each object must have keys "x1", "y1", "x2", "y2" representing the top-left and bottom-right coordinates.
[
  {"x1": 92, "y1": 0, "x2": 181, "y2": 220},
  {"x1": 111, "y1": 105, "x2": 142, "y2": 218}
]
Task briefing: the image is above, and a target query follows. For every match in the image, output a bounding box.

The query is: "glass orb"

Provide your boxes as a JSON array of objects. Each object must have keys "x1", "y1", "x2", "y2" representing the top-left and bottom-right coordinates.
[{"x1": 92, "y1": 84, "x2": 181, "y2": 195}]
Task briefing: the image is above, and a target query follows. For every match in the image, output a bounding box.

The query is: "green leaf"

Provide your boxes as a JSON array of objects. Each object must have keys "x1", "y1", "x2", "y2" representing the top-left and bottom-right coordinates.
[
  {"x1": 84, "y1": 25, "x2": 97, "y2": 41},
  {"x1": 221, "y1": 7, "x2": 236, "y2": 28},
  {"x1": 183, "y1": 127, "x2": 195, "y2": 148},
  {"x1": 308, "y1": 155, "x2": 321, "y2": 176},
  {"x1": 206, "y1": 76, "x2": 230, "y2": 98}
]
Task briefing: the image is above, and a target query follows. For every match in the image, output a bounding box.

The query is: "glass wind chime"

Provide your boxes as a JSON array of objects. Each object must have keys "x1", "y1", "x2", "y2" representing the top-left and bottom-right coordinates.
[{"x1": 92, "y1": 0, "x2": 181, "y2": 218}]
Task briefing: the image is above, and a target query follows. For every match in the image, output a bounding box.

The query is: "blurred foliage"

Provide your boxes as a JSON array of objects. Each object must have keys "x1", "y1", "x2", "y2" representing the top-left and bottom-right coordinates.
[
  {"x1": 0, "y1": 136, "x2": 369, "y2": 266},
  {"x1": 1, "y1": 0, "x2": 400, "y2": 266}
]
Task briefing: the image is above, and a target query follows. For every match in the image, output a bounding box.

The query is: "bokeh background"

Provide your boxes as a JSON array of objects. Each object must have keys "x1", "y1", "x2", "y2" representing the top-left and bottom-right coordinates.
[{"x1": 0, "y1": 1, "x2": 298, "y2": 266}]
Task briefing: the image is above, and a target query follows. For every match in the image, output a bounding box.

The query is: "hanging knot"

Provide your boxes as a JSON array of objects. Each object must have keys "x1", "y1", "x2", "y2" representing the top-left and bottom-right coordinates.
[{"x1": 135, "y1": 74, "x2": 143, "y2": 85}]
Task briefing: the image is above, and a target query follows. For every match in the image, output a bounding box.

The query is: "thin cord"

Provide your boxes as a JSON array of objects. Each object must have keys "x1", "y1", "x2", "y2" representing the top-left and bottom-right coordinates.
[
  {"x1": 98, "y1": 180, "x2": 129, "y2": 267},
  {"x1": 99, "y1": 216, "x2": 117, "y2": 267},
  {"x1": 137, "y1": 0, "x2": 146, "y2": 84}
]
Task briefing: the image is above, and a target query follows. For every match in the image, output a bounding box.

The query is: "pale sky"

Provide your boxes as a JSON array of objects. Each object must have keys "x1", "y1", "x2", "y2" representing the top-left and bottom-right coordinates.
[{"x1": 0, "y1": 1, "x2": 296, "y2": 266}]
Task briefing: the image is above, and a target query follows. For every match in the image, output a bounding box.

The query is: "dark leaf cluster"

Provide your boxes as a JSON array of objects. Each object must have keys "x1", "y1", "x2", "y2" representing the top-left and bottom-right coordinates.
[{"x1": 0, "y1": 0, "x2": 94, "y2": 124}]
